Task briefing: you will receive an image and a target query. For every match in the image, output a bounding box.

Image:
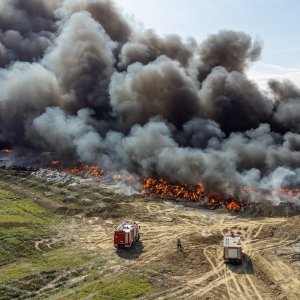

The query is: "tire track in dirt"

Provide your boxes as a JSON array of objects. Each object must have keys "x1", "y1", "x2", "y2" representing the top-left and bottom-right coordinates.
[
  {"x1": 224, "y1": 265, "x2": 246, "y2": 300},
  {"x1": 244, "y1": 274, "x2": 264, "y2": 300},
  {"x1": 70, "y1": 206, "x2": 298, "y2": 300},
  {"x1": 254, "y1": 252, "x2": 300, "y2": 299},
  {"x1": 148, "y1": 261, "x2": 225, "y2": 299}
]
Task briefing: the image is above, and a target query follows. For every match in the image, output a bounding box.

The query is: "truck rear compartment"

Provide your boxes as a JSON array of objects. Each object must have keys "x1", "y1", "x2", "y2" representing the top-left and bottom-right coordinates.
[
  {"x1": 114, "y1": 221, "x2": 140, "y2": 249},
  {"x1": 223, "y1": 234, "x2": 243, "y2": 263}
]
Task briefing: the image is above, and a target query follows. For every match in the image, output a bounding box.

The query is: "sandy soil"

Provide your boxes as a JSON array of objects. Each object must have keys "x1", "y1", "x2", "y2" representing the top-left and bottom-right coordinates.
[{"x1": 57, "y1": 198, "x2": 300, "y2": 300}]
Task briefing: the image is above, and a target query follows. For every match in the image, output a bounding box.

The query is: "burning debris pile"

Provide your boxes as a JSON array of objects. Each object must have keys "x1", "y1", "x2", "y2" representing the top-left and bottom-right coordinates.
[
  {"x1": 0, "y1": 0, "x2": 299, "y2": 207},
  {"x1": 31, "y1": 162, "x2": 103, "y2": 184},
  {"x1": 142, "y1": 177, "x2": 245, "y2": 212},
  {"x1": 143, "y1": 178, "x2": 205, "y2": 201},
  {"x1": 48, "y1": 162, "x2": 103, "y2": 177}
]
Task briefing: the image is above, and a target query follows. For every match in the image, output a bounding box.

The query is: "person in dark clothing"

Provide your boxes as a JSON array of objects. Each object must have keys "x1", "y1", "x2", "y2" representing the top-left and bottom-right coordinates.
[{"x1": 177, "y1": 238, "x2": 183, "y2": 251}]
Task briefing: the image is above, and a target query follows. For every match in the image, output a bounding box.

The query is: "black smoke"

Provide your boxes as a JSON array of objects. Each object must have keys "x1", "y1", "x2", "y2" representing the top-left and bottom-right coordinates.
[{"x1": 0, "y1": 0, "x2": 299, "y2": 202}]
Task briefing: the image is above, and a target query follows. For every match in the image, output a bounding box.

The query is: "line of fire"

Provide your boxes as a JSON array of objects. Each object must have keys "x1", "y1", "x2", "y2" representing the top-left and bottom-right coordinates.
[{"x1": 1, "y1": 148, "x2": 299, "y2": 213}]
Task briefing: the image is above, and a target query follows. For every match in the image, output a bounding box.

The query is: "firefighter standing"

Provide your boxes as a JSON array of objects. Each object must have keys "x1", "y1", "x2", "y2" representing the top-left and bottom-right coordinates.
[{"x1": 177, "y1": 238, "x2": 183, "y2": 251}]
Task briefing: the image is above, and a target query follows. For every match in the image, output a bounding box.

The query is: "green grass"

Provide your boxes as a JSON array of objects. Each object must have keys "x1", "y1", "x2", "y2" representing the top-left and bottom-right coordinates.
[
  {"x1": 0, "y1": 188, "x2": 58, "y2": 266},
  {"x1": 0, "y1": 270, "x2": 59, "y2": 300},
  {"x1": 62, "y1": 273, "x2": 153, "y2": 300},
  {"x1": 0, "y1": 189, "x2": 53, "y2": 223},
  {"x1": 0, "y1": 246, "x2": 93, "y2": 284},
  {"x1": 0, "y1": 186, "x2": 96, "y2": 298}
]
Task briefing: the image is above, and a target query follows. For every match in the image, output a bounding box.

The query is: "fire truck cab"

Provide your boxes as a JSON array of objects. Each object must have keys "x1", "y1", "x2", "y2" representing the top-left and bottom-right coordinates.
[
  {"x1": 223, "y1": 232, "x2": 243, "y2": 264},
  {"x1": 114, "y1": 221, "x2": 140, "y2": 249}
]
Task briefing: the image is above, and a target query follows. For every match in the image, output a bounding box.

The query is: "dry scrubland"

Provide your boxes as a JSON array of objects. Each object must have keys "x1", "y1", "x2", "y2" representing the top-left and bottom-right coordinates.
[{"x1": 0, "y1": 169, "x2": 299, "y2": 299}]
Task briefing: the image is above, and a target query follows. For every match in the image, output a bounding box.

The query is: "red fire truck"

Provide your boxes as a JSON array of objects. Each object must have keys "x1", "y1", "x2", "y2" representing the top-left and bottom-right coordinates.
[
  {"x1": 114, "y1": 221, "x2": 140, "y2": 249},
  {"x1": 223, "y1": 232, "x2": 243, "y2": 264}
]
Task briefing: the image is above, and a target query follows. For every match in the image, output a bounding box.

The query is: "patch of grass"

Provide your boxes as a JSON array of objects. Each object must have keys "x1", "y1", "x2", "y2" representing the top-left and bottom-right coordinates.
[
  {"x1": 0, "y1": 189, "x2": 54, "y2": 225},
  {"x1": 38, "y1": 247, "x2": 92, "y2": 270},
  {"x1": 0, "y1": 268, "x2": 89, "y2": 299},
  {"x1": 0, "y1": 270, "x2": 58, "y2": 299},
  {"x1": 0, "y1": 246, "x2": 93, "y2": 284},
  {"x1": 68, "y1": 273, "x2": 153, "y2": 299},
  {"x1": 0, "y1": 214, "x2": 42, "y2": 224},
  {"x1": 0, "y1": 225, "x2": 55, "y2": 267},
  {"x1": 0, "y1": 245, "x2": 96, "y2": 298},
  {"x1": 0, "y1": 188, "x2": 58, "y2": 267}
]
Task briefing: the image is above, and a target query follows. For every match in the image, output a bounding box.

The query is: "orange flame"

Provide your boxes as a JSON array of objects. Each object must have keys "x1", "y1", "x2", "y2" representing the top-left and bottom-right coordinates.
[
  {"x1": 1, "y1": 149, "x2": 13, "y2": 153},
  {"x1": 48, "y1": 164, "x2": 103, "y2": 177},
  {"x1": 142, "y1": 177, "x2": 205, "y2": 202},
  {"x1": 142, "y1": 177, "x2": 244, "y2": 212},
  {"x1": 226, "y1": 200, "x2": 242, "y2": 212}
]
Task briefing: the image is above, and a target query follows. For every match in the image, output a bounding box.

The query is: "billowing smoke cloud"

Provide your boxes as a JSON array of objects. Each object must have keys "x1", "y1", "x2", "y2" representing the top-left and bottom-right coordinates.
[
  {"x1": 197, "y1": 30, "x2": 262, "y2": 81},
  {"x1": 0, "y1": 0, "x2": 299, "y2": 202},
  {"x1": 43, "y1": 11, "x2": 117, "y2": 113},
  {"x1": 0, "y1": 0, "x2": 59, "y2": 67},
  {"x1": 269, "y1": 80, "x2": 300, "y2": 132},
  {"x1": 118, "y1": 30, "x2": 197, "y2": 69},
  {"x1": 198, "y1": 67, "x2": 273, "y2": 133},
  {"x1": 0, "y1": 62, "x2": 61, "y2": 146},
  {"x1": 176, "y1": 117, "x2": 224, "y2": 149},
  {"x1": 109, "y1": 56, "x2": 200, "y2": 129},
  {"x1": 56, "y1": 0, "x2": 132, "y2": 43}
]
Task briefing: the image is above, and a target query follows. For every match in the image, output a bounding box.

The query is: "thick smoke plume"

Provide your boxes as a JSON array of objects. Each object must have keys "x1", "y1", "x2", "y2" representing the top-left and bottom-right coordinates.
[{"x1": 0, "y1": 0, "x2": 299, "y2": 203}]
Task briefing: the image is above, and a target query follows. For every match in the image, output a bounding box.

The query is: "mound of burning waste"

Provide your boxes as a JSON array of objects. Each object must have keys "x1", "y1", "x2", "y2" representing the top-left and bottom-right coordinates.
[{"x1": 142, "y1": 177, "x2": 245, "y2": 212}]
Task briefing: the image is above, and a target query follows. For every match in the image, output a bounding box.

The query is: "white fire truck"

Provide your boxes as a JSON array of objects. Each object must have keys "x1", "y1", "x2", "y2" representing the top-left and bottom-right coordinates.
[
  {"x1": 223, "y1": 232, "x2": 243, "y2": 264},
  {"x1": 114, "y1": 221, "x2": 140, "y2": 249}
]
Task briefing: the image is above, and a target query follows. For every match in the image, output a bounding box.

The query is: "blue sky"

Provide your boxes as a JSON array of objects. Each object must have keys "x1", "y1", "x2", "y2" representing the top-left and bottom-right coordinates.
[{"x1": 114, "y1": 0, "x2": 300, "y2": 87}]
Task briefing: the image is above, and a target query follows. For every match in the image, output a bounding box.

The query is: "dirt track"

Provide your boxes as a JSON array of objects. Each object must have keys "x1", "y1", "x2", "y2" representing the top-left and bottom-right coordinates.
[
  {"x1": 0, "y1": 170, "x2": 299, "y2": 299},
  {"x1": 57, "y1": 198, "x2": 300, "y2": 300}
]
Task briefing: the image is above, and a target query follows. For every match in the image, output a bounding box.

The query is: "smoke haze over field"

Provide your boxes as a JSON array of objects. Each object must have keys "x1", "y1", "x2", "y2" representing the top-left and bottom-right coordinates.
[{"x1": 0, "y1": 0, "x2": 299, "y2": 201}]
